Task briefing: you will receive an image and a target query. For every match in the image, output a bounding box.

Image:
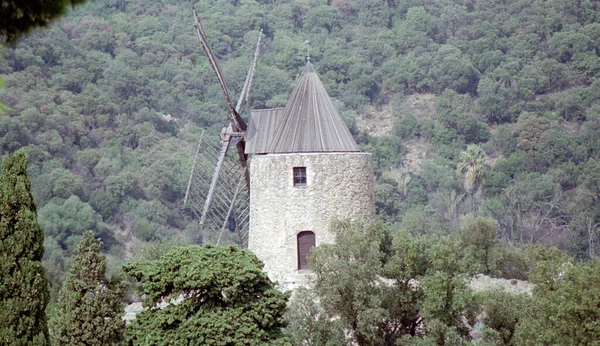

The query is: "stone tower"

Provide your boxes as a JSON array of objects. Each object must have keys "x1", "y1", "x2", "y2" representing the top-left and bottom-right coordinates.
[{"x1": 245, "y1": 62, "x2": 375, "y2": 290}]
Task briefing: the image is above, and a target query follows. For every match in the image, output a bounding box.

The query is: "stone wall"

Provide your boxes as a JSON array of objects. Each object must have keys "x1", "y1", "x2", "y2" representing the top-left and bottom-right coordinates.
[{"x1": 248, "y1": 152, "x2": 375, "y2": 290}]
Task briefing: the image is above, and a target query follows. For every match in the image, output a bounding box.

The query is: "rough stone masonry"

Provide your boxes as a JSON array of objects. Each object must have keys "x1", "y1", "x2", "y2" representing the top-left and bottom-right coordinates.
[{"x1": 248, "y1": 152, "x2": 375, "y2": 290}]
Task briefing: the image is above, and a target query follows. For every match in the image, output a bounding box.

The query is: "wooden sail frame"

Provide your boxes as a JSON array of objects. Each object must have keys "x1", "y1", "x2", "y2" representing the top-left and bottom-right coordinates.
[{"x1": 184, "y1": 8, "x2": 261, "y2": 247}]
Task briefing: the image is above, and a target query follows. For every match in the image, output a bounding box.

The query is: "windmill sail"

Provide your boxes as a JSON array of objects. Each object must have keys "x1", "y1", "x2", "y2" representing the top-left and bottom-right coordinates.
[
  {"x1": 184, "y1": 8, "x2": 260, "y2": 247},
  {"x1": 192, "y1": 7, "x2": 245, "y2": 133},
  {"x1": 184, "y1": 133, "x2": 250, "y2": 246}
]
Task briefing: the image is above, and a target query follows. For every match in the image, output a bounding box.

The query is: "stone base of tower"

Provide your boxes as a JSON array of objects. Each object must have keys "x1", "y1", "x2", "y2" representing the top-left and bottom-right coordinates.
[{"x1": 248, "y1": 152, "x2": 375, "y2": 290}]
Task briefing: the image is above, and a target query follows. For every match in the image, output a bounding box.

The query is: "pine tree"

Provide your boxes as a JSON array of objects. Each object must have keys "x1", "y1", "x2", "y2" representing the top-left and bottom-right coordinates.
[
  {"x1": 0, "y1": 149, "x2": 50, "y2": 345},
  {"x1": 56, "y1": 230, "x2": 125, "y2": 345}
]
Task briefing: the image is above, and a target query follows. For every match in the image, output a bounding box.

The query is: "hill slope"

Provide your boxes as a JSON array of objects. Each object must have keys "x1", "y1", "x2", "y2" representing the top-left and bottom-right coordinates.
[{"x1": 2, "y1": 0, "x2": 600, "y2": 292}]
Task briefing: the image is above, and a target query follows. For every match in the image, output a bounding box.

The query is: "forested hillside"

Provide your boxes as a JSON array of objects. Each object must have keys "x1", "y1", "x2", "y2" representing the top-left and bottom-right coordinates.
[{"x1": 2, "y1": 0, "x2": 600, "y2": 297}]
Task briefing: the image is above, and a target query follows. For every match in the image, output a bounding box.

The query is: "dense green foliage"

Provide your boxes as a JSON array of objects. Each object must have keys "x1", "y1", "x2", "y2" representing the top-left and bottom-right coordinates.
[
  {"x1": 123, "y1": 245, "x2": 291, "y2": 346},
  {"x1": 3, "y1": 0, "x2": 600, "y2": 341},
  {"x1": 288, "y1": 220, "x2": 480, "y2": 345},
  {"x1": 289, "y1": 219, "x2": 600, "y2": 345},
  {"x1": 54, "y1": 230, "x2": 124, "y2": 345},
  {"x1": 478, "y1": 248, "x2": 600, "y2": 346},
  {"x1": 513, "y1": 253, "x2": 600, "y2": 345},
  {"x1": 0, "y1": 150, "x2": 49, "y2": 345}
]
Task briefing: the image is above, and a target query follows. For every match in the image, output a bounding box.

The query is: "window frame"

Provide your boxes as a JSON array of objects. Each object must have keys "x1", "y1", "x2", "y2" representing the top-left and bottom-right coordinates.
[
  {"x1": 297, "y1": 230, "x2": 316, "y2": 271},
  {"x1": 293, "y1": 166, "x2": 307, "y2": 187}
]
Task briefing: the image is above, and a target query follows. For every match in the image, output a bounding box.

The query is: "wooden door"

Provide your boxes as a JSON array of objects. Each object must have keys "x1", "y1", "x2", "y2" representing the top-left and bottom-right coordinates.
[{"x1": 297, "y1": 231, "x2": 315, "y2": 270}]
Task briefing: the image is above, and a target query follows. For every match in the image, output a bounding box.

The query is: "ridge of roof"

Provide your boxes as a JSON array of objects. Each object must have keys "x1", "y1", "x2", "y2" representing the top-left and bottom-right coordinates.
[
  {"x1": 266, "y1": 62, "x2": 358, "y2": 153},
  {"x1": 303, "y1": 62, "x2": 315, "y2": 73}
]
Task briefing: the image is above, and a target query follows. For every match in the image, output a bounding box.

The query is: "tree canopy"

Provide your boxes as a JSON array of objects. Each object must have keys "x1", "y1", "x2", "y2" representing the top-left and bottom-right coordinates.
[{"x1": 123, "y1": 245, "x2": 291, "y2": 346}]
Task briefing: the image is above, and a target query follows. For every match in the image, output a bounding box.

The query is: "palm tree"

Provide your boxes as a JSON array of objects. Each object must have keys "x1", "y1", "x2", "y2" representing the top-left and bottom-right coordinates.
[
  {"x1": 456, "y1": 144, "x2": 486, "y2": 212},
  {"x1": 382, "y1": 169, "x2": 412, "y2": 200}
]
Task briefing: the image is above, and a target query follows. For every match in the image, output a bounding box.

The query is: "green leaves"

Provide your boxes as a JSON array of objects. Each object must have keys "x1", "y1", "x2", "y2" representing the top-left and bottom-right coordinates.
[
  {"x1": 0, "y1": 150, "x2": 49, "y2": 345},
  {"x1": 298, "y1": 220, "x2": 482, "y2": 345},
  {"x1": 456, "y1": 144, "x2": 487, "y2": 207},
  {"x1": 37, "y1": 195, "x2": 104, "y2": 254},
  {"x1": 123, "y1": 245, "x2": 291, "y2": 346},
  {"x1": 456, "y1": 216, "x2": 503, "y2": 275},
  {"x1": 514, "y1": 258, "x2": 600, "y2": 345},
  {"x1": 513, "y1": 112, "x2": 549, "y2": 151},
  {"x1": 309, "y1": 220, "x2": 389, "y2": 345},
  {"x1": 54, "y1": 231, "x2": 125, "y2": 345}
]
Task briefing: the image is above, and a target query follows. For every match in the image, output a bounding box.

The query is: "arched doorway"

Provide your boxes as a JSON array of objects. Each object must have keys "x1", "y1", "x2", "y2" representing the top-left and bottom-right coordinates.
[{"x1": 297, "y1": 231, "x2": 315, "y2": 270}]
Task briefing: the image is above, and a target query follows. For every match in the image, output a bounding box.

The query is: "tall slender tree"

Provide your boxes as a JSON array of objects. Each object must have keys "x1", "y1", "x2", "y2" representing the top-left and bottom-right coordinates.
[
  {"x1": 456, "y1": 144, "x2": 487, "y2": 212},
  {"x1": 0, "y1": 150, "x2": 50, "y2": 345},
  {"x1": 55, "y1": 230, "x2": 125, "y2": 345}
]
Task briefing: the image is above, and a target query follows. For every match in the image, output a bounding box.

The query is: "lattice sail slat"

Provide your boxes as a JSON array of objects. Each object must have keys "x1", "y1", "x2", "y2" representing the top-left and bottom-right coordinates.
[{"x1": 184, "y1": 133, "x2": 250, "y2": 247}]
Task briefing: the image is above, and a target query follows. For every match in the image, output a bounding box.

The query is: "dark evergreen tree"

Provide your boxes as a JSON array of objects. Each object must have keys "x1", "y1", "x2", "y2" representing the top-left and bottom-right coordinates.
[
  {"x1": 124, "y1": 245, "x2": 291, "y2": 346},
  {"x1": 0, "y1": 149, "x2": 49, "y2": 345},
  {"x1": 55, "y1": 230, "x2": 125, "y2": 345}
]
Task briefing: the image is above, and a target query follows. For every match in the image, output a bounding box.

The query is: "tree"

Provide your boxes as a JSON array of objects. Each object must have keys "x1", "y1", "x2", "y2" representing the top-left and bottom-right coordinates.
[
  {"x1": 439, "y1": 2, "x2": 467, "y2": 39},
  {"x1": 123, "y1": 245, "x2": 291, "y2": 346},
  {"x1": 476, "y1": 75, "x2": 516, "y2": 124},
  {"x1": 417, "y1": 238, "x2": 478, "y2": 345},
  {"x1": 283, "y1": 287, "x2": 346, "y2": 346},
  {"x1": 37, "y1": 195, "x2": 105, "y2": 254},
  {"x1": 504, "y1": 173, "x2": 567, "y2": 245},
  {"x1": 308, "y1": 220, "x2": 431, "y2": 345},
  {"x1": 404, "y1": 6, "x2": 438, "y2": 38},
  {"x1": 456, "y1": 144, "x2": 487, "y2": 212},
  {"x1": 457, "y1": 216, "x2": 501, "y2": 275},
  {"x1": 352, "y1": 0, "x2": 391, "y2": 27},
  {"x1": 296, "y1": 221, "x2": 483, "y2": 346},
  {"x1": 0, "y1": 149, "x2": 50, "y2": 345},
  {"x1": 309, "y1": 220, "x2": 390, "y2": 346},
  {"x1": 481, "y1": 290, "x2": 530, "y2": 346},
  {"x1": 566, "y1": 185, "x2": 600, "y2": 259},
  {"x1": 435, "y1": 90, "x2": 489, "y2": 144},
  {"x1": 515, "y1": 256, "x2": 600, "y2": 345},
  {"x1": 54, "y1": 231, "x2": 124, "y2": 345},
  {"x1": 431, "y1": 45, "x2": 479, "y2": 94},
  {"x1": 394, "y1": 114, "x2": 421, "y2": 140},
  {"x1": 535, "y1": 126, "x2": 573, "y2": 166},
  {"x1": 513, "y1": 112, "x2": 549, "y2": 151},
  {"x1": 383, "y1": 230, "x2": 430, "y2": 340},
  {"x1": 398, "y1": 205, "x2": 445, "y2": 237},
  {"x1": 0, "y1": 0, "x2": 86, "y2": 44}
]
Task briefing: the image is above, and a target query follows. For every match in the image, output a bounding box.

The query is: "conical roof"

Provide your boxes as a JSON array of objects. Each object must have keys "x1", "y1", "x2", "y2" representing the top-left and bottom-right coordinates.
[{"x1": 266, "y1": 62, "x2": 358, "y2": 153}]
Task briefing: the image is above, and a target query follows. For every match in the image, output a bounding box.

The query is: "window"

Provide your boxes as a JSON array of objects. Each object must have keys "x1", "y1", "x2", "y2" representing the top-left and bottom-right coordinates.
[
  {"x1": 293, "y1": 167, "x2": 307, "y2": 186},
  {"x1": 297, "y1": 231, "x2": 315, "y2": 270}
]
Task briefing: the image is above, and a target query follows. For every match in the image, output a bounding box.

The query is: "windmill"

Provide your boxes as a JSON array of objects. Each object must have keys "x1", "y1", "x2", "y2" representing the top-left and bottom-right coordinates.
[
  {"x1": 183, "y1": 7, "x2": 261, "y2": 247},
  {"x1": 181, "y1": 8, "x2": 376, "y2": 290}
]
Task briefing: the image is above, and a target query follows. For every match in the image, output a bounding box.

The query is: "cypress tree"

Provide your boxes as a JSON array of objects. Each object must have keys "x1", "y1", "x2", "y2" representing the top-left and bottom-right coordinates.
[
  {"x1": 56, "y1": 231, "x2": 125, "y2": 345},
  {"x1": 0, "y1": 150, "x2": 50, "y2": 345}
]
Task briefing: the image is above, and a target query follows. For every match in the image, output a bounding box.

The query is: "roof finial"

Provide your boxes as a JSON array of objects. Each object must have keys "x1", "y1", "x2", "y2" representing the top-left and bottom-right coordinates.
[{"x1": 304, "y1": 40, "x2": 310, "y2": 63}]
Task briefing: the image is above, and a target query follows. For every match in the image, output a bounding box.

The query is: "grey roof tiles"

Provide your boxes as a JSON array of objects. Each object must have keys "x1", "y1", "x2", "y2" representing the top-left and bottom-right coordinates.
[{"x1": 245, "y1": 62, "x2": 358, "y2": 154}]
